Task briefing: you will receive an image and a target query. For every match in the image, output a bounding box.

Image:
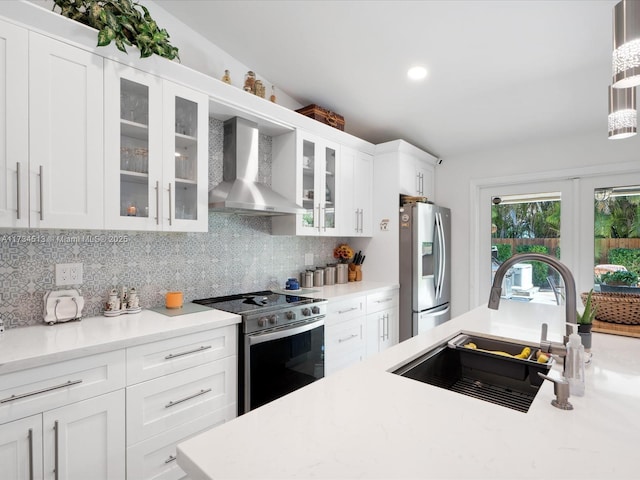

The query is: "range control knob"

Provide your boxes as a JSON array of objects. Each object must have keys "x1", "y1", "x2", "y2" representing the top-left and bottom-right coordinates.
[
  {"x1": 269, "y1": 315, "x2": 277, "y2": 325},
  {"x1": 301, "y1": 307, "x2": 311, "y2": 317},
  {"x1": 311, "y1": 306, "x2": 320, "y2": 315},
  {"x1": 257, "y1": 317, "x2": 268, "y2": 327},
  {"x1": 286, "y1": 311, "x2": 295, "y2": 320}
]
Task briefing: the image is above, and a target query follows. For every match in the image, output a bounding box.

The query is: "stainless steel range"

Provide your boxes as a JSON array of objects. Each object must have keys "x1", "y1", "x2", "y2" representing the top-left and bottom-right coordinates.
[{"x1": 193, "y1": 291, "x2": 327, "y2": 414}]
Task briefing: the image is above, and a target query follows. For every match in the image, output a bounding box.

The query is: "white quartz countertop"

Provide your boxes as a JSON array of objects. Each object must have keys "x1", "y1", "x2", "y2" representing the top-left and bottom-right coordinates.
[
  {"x1": 0, "y1": 306, "x2": 241, "y2": 375},
  {"x1": 273, "y1": 280, "x2": 399, "y2": 301},
  {"x1": 177, "y1": 301, "x2": 640, "y2": 479}
]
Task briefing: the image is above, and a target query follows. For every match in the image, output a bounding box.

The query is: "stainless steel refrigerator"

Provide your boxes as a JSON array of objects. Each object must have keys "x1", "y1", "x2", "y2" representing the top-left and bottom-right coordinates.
[{"x1": 399, "y1": 202, "x2": 451, "y2": 341}]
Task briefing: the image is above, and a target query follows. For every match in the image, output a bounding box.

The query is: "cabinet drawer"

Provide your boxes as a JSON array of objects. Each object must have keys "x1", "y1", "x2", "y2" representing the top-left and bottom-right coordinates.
[
  {"x1": 126, "y1": 356, "x2": 237, "y2": 445},
  {"x1": 327, "y1": 296, "x2": 365, "y2": 325},
  {"x1": 127, "y1": 404, "x2": 235, "y2": 480},
  {"x1": 366, "y1": 290, "x2": 398, "y2": 314},
  {"x1": 0, "y1": 350, "x2": 125, "y2": 425},
  {"x1": 127, "y1": 325, "x2": 237, "y2": 385},
  {"x1": 325, "y1": 316, "x2": 365, "y2": 376}
]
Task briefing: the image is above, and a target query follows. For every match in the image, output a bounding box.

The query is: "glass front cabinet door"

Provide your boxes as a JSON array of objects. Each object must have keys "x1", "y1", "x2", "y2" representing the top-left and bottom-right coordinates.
[
  {"x1": 104, "y1": 60, "x2": 208, "y2": 232},
  {"x1": 299, "y1": 134, "x2": 339, "y2": 235},
  {"x1": 272, "y1": 130, "x2": 339, "y2": 236}
]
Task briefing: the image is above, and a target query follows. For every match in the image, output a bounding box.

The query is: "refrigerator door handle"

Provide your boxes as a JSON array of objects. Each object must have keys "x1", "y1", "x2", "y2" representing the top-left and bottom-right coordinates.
[{"x1": 437, "y1": 211, "x2": 447, "y2": 301}]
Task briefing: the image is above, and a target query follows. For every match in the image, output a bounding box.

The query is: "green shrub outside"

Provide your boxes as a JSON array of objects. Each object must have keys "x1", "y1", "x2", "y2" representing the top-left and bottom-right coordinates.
[
  {"x1": 494, "y1": 244, "x2": 512, "y2": 263},
  {"x1": 608, "y1": 248, "x2": 640, "y2": 275},
  {"x1": 515, "y1": 245, "x2": 550, "y2": 287}
]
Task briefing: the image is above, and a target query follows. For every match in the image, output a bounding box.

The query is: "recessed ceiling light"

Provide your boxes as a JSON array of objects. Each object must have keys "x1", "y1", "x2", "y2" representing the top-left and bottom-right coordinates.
[{"x1": 407, "y1": 66, "x2": 427, "y2": 81}]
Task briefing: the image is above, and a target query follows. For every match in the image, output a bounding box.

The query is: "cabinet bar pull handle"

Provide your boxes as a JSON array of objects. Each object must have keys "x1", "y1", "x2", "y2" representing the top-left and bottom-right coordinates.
[
  {"x1": 359, "y1": 209, "x2": 363, "y2": 233},
  {"x1": 337, "y1": 306, "x2": 359, "y2": 314},
  {"x1": 354, "y1": 209, "x2": 358, "y2": 233},
  {"x1": 338, "y1": 334, "x2": 358, "y2": 343},
  {"x1": 168, "y1": 183, "x2": 173, "y2": 226},
  {"x1": 164, "y1": 454, "x2": 177, "y2": 464},
  {"x1": 39, "y1": 165, "x2": 44, "y2": 221},
  {"x1": 375, "y1": 298, "x2": 393, "y2": 304},
  {"x1": 316, "y1": 205, "x2": 321, "y2": 232},
  {"x1": 28, "y1": 428, "x2": 34, "y2": 480},
  {"x1": 165, "y1": 388, "x2": 212, "y2": 408},
  {"x1": 164, "y1": 345, "x2": 211, "y2": 360},
  {"x1": 155, "y1": 181, "x2": 160, "y2": 225},
  {"x1": 54, "y1": 420, "x2": 59, "y2": 480},
  {"x1": 16, "y1": 162, "x2": 21, "y2": 220},
  {"x1": 0, "y1": 379, "x2": 83, "y2": 403}
]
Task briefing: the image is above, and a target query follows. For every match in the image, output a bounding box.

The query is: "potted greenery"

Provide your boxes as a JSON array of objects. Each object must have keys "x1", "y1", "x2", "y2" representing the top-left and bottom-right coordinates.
[
  {"x1": 577, "y1": 289, "x2": 596, "y2": 350},
  {"x1": 597, "y1": 270, "x2": 640, "y2": 293},
  {"x1": 52, "y1": 0, "x2": 179, "y2": 60}
]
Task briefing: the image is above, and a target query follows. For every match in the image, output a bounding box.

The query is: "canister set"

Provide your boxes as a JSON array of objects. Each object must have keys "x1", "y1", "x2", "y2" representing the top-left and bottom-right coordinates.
[{"x1": 300, "y1": 264, "x2": 348, "y2": 287}]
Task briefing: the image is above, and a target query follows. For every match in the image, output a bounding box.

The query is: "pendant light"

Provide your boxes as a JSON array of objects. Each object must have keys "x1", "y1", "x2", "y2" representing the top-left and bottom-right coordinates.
[
  {"x1": 608, "y1": 85, "x2": 637, "y2": 139},
  {"x1": 612, "y1": 0, "x2": 640, "y2": 88}
]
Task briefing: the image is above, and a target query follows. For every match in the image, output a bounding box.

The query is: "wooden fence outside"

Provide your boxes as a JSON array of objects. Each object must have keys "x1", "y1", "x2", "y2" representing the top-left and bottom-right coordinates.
[{"x1": 493, "y1": 238, "x2": 640, "y2": 265}]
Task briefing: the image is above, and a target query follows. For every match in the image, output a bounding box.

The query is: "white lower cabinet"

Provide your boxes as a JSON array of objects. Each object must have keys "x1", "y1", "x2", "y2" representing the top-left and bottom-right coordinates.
[
  {"x1": 126, "y1": 404, "x2": 235, "y2": 480},
  {"x1": 125, "y1": 326, "x2": 238, "y2": 480},
  {"x1": 0, "y1": 414, "x2": 43, "y2": 480},
  {"x1": 42, "y1": 390, "x2": 126, "y2": 480},
  {"x1": 0, "y1": 351, "x2": 127, "y2": 480},
  {"x1": 365, "y1": 290, "x2": 399, "y2": 356},
  {"x1": 325, "y1": 289, "x2": 399, "y2": 375},
  {"x1": 126, "y1": 356, "x2": 236, "y2": 446},
  {"x1": 325, "y1": 296, "x2": 366, "y2": 376}
]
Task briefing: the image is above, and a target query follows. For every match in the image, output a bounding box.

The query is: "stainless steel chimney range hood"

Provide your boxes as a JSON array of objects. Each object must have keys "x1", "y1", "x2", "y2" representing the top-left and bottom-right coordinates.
[{"x1": 208, "y1": 117, "x2": 303, "y2": 215}]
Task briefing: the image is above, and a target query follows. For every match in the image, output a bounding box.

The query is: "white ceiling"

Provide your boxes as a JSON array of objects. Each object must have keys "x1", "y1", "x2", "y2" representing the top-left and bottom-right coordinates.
[{"x1": 156, "y1": 0, "x2": 619, "y2": 159}]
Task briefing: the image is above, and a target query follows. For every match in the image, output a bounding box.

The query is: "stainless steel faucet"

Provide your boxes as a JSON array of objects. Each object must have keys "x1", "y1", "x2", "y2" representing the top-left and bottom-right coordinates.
[{"x1": 488, "y1": 252, "x2": 577, "y2": 343}]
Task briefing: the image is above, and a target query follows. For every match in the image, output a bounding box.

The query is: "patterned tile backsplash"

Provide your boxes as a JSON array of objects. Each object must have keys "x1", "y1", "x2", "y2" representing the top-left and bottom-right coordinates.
[{"x1": 0, "y1": 118, "x2": 339, "y2": 329}]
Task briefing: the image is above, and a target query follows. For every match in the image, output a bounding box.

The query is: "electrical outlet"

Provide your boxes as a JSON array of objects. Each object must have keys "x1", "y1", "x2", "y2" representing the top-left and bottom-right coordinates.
[
  {"x1": 380, "y1": 219, "x2": 390, "y2": 231},
  {"x1": 56, "y1": 263, "x2": 83, "y2": 286},
  {"x1": 304, "y1": 253, "x2": 314, "y2": 265}
]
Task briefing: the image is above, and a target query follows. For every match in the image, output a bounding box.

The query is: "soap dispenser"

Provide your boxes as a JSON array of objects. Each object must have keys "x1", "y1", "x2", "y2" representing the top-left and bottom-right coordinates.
[{"x1": 565, "y1": 323, "x2": 585, "y2": 397}]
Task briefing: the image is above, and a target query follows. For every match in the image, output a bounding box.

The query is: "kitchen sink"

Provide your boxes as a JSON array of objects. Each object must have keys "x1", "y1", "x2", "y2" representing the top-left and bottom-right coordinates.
[{"x1": 392, "y1": 333, "x2": 553, "y2": 413}]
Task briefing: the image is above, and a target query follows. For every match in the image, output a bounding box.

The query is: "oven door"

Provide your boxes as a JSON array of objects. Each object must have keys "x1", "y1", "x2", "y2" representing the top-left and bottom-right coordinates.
[{"x1": 243, "y1": 317, "x2": 324, "y2": 413}]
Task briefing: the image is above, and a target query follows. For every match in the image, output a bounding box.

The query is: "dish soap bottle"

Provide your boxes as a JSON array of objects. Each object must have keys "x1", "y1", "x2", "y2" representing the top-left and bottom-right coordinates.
[{"x1": 565, "y1": 323, "x2": 585, "y2": 396}]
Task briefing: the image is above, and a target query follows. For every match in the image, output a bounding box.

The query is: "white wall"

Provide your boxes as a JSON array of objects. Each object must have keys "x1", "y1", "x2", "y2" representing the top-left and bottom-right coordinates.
[
  {"x1": 27, "y1": 0, "x2": 303, "y2": 110},
  {"x1": 436, "y1": 128, "x2": 640, "y2": 317}
]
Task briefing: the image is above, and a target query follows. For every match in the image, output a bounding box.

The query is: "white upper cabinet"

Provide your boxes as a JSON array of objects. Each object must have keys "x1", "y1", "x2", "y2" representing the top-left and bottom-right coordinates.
[
  {"x1": 398, "y1": 152, "x2": 435, "y2": 200},
  {"x1": 0, "y1": 19, "x2": 28, "y2": 228},
  {"x1": 340, "y1": 147, "x2": 373, "y2": 237},
  {"x1": 272, "y1": 130, "x2": 340, "y2": 236},
  {"x1": 29, "y1": 33, "x2": 104, "y2": 230},
  {"x1": 0, "y1": 24, "x2": 104, "y2": 229},
  {"x1": 104, "y1": 60, "x2": 208, "y2": 232}
]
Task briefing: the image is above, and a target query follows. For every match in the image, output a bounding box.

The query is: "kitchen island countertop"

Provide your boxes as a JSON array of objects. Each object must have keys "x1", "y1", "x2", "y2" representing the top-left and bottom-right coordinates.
[{"x1": 177, "y1": 300, "x2": 640, "y2": 479}]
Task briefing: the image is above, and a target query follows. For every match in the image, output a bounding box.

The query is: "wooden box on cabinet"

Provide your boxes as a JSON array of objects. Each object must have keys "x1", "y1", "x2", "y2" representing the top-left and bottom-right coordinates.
[{"x1": 295, "y1": 104, "x2": 345, "y2": 131}]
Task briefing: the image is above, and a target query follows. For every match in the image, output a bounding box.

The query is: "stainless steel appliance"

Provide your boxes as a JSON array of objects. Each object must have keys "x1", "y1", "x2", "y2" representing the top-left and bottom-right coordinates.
[
  {"x1": 399, "y1": 202, "x2": 451, "y2": 341},
  {"x1": 193, "y1": 291, "x2": 327, "y2": 414}
]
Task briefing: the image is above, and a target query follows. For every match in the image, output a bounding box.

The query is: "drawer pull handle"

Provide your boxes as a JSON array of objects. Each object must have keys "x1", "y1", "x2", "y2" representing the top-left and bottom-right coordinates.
[
  {"x1": 337, "y1": 306, "x2": 359, "y2": 314},
  {"x1": 164, "y1": 345, "x2": 212, "y2": 360},
  {"x1": 165, "y1": 388, "x2": 212, "y2": 408},
  {"x1": 338, "y1": 334, "x2": 359, "y2": 343},
  {"x1": 375, "y1": 298, "x2": 393, "y2": 303},
  {"x1": 0, "y1": 379, "x2": 83, "y2": 403},
  {"x1": 164, "y1": 454, "x2": 177, "y2": 464}
]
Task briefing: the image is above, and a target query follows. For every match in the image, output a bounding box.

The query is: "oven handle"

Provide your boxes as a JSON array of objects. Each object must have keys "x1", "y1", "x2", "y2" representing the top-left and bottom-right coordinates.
[{"x1": 248, "y1": 317, "x2": 325, "y2": 346}]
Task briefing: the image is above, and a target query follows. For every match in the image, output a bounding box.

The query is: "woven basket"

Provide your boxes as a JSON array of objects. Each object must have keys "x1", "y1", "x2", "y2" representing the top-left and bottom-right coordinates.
[{"x1": 581, "y1": 292, "x2": 640, "y2": 325}]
